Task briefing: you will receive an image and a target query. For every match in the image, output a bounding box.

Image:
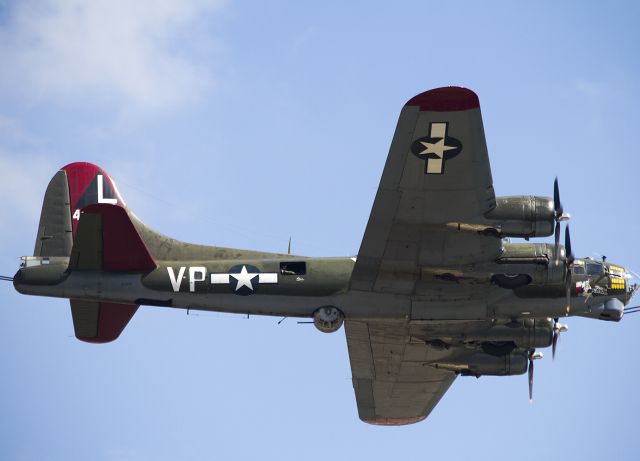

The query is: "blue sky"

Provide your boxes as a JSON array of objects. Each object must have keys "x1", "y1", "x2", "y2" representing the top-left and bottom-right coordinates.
[{"x1": 1, "y1": 1, "x2": 639, "y2": 460}]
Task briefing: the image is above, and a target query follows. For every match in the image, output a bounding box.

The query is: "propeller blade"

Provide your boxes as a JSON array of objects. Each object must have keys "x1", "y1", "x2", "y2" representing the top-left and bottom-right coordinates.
[
  {"x1": 564, "y1": 225, "x2": 574, "y2": 314},
  {"x1": 554, "y1": 177, "x2": 563, "y2": 217},
  {"x1": 528, "y1": 351, "x2": 543, "y2": 402},
  {"x1": 564, "y1": 225, "x2": 574, "y2": 265},
  {"x1": 552, "y1": 318, "x2": 559, "y2": 360},
  {"x1": 528, "y1": 356, "x2": 534, "y2": 403},
  {"x1": 552, "y1": 319, "x2": 568, "y2": 359},
  {"x1": 565, "y1": 269, "x2": 572, "y2": 314},
  {"x1": 554, "y1": 221, "x2": 561, "y2": 265}
]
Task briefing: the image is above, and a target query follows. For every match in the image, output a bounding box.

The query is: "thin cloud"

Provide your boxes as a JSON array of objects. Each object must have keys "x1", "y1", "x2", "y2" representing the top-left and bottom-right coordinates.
[
  {"x1": 0, "y1": 150, "x2": 55, "y2": 236},
  {"x1": 0, "y1": 114, "x2": 33, "y2": 146},
  {"x1": 0, "y1": 0, "x2": 226, "y2": 113}
]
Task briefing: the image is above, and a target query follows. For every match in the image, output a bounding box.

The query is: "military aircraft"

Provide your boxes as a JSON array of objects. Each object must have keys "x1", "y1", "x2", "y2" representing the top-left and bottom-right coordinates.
[{"x1": 11, "y1": 86, "x2": 639, "y2": 425}]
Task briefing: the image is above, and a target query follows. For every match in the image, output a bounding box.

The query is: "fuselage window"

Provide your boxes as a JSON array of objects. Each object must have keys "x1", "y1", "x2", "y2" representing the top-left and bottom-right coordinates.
[
  {"x1": 280, "y1": 261, "x2": 306, "y2": 275},
  {"x1": 587, "y1": 263, "x2": 603, "y2": 277}
]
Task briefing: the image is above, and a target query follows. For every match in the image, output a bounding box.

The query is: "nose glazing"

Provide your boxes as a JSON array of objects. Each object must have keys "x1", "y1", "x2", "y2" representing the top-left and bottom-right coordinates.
[{"x1": 624, "y1": 269, "x2": 639, "y2": 305}]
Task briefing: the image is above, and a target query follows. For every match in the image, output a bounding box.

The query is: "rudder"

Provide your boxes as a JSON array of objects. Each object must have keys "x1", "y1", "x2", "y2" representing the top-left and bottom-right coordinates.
[{"x1": 69, "y1": 203, "x2": 156, "y2": 272}]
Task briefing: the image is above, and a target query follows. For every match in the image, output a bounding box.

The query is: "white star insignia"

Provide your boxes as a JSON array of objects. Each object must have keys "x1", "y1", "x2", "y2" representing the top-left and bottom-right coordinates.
[
  {"x1": 230, "y1": 265, "x2": 258, "y2": 292},
  {"x1": 417, "y1": 138, "x2": 458, "y2": 158}
]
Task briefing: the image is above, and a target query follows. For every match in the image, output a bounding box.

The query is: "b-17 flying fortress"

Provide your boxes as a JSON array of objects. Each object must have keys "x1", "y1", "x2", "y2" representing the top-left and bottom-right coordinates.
[{"x1": 12, "y1": 87, "x2": 638, "y2": 424}]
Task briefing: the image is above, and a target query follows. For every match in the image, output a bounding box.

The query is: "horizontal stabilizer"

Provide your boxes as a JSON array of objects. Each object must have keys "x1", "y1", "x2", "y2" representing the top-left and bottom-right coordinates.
[
  {"x1": 69, "y1": 204, "x2": 156, "y2": 272},
  {"x1": 70, "y1": 299, "x2": 138, "y2": 343}
]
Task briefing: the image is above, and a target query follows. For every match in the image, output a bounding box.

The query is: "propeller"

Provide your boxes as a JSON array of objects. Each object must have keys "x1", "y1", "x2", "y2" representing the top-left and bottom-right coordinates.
[
  {"x1": 552, "y1": 317, "x2": 569, "y2": 359},
  {"x1": 554, "y1": 177, "x2": 564, "y2": 219},
  {"x1": 553, "y1": 178, "x2": 571, "y2": 265},
  {"x1": 564, "y1": 224, "x2": 574, "y2": 263},
  {"x1": 528, "y1": 355, "x2": 533, "y2": 402},
  {"x1": 528, "y1": 350, "x2": 543, "y2": 402},
  {"x1": 564, "y1": 225, "x2": 575, "y2": 314}
]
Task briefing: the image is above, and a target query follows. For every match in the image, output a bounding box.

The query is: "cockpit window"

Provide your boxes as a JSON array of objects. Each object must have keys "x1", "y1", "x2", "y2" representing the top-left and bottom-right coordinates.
[
  {"x1": 573, "y1": 266, "x2": 585, "y2": 275},
  {"x1": 587, "y1": 263, "x2": 604, "y2": 277}
]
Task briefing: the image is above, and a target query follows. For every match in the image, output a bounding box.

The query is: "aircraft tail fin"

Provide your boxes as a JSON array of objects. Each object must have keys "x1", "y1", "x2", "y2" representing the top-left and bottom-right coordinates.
[
  {"x1": 69, "y1": 203, "x2": 156, "y2": 272},
  {"x1": 33, "y1": 170, "x2": 73, "y2": 257},
  {"x1": 34, "y1": 162, "x2": 126, "y2": 258},
  {"x1": 35, "y1": 161, "x2": 284, "y2": 264}
]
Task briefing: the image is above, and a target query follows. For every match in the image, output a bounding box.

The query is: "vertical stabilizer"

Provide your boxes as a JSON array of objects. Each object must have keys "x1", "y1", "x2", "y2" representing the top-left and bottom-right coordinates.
[
  {"x1": 33, "y1": 162, "x2": 125, "y2": 258},
  {"x1": 34, "y1": 171, "x2": 73, "y2": 257}
]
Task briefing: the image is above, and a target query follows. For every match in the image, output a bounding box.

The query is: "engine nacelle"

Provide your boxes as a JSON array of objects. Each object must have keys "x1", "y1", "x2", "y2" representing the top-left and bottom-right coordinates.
[
  {"x1": 494, "y1": 243, "x2": 566, "y2": 285},
  {"x1": 460, "y1": 318, "x2": 554, "y2": 349},
  {"x1": 484, "y1": 196, "x2": 555, "y2": 238},
  {"x1": 432, "y1": 350, "x2": 528, "y2": 377}
]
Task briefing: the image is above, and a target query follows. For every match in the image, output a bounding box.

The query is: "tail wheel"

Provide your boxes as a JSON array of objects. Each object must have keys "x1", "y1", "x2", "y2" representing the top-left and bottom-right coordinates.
[{"x1": 313, "y1": 306, "x2": 344, "y2": 333}]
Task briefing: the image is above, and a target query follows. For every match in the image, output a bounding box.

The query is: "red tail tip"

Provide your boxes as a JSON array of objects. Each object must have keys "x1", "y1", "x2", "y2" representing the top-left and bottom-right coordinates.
[
  {"x1": 406, "y1": 87, "x2": 479, "y2": 112},
  {"x1": 62, "y1": 162, "x2": 126, "y2": 235}
]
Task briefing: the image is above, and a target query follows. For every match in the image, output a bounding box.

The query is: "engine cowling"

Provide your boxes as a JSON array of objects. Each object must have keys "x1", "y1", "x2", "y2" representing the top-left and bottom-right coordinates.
[
  {"x1": 458, "y1": 318, "x2": 554, "y2": 349},
  {"x1": 432, "y1": 350, "x2": 528, "y2": 377},
  {"x1": 484, "y1": 196, "x2": 555, "y2": 238},
  {"x1": 494, "y1": 243, "x2": 566, "y2": 285}
]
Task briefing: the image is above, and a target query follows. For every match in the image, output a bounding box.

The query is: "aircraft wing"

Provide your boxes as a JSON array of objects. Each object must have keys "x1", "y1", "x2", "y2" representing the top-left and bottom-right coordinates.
[
  {"x1": 346, "y1": 87, "x2": 497, "y2": 424},
  {"x1": 350, "y1": 87, "x2": 499, "y2": 293},
  {"x1": 345, "y1": 320, "x2": 456, "y2": 425}
]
